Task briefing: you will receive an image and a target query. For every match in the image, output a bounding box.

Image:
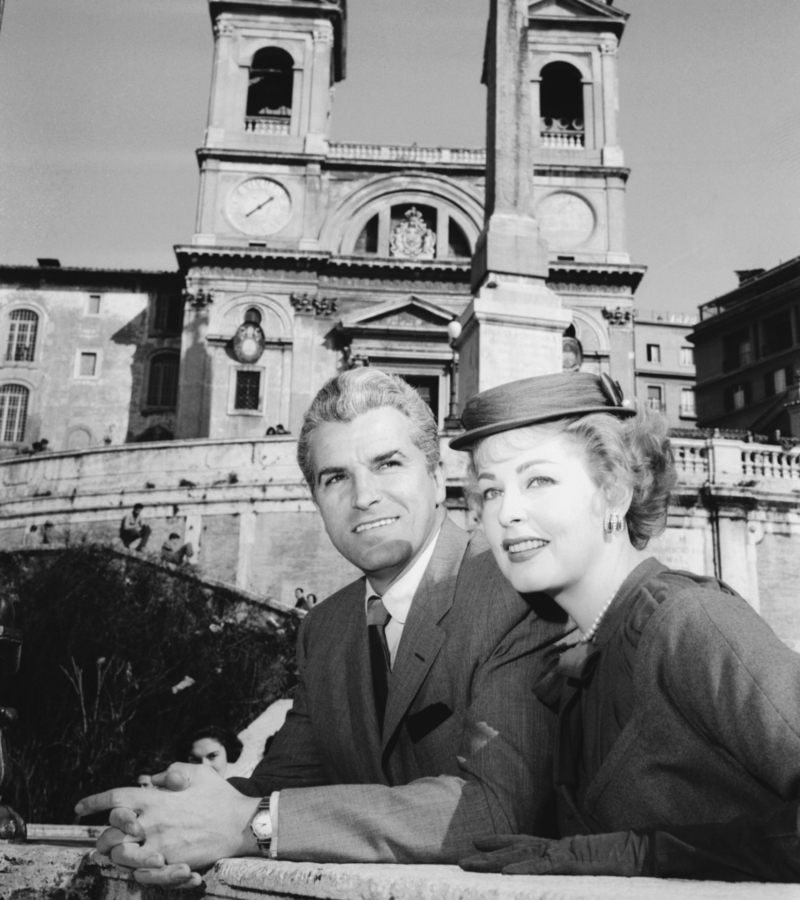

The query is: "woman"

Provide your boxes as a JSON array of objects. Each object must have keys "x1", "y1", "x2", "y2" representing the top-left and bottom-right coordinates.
[
  {"x1": 177, "y1": 725, "x2": 243, "y2": 779},
  {"x1": 451, "y1": 372, "x2": 800, "y2": 882}
]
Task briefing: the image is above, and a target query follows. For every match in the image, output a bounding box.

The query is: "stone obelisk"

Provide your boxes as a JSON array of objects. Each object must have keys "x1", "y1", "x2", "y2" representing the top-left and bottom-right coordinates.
[{"x1": 457, "y1": 0, "x2": 570, "y2": 402}]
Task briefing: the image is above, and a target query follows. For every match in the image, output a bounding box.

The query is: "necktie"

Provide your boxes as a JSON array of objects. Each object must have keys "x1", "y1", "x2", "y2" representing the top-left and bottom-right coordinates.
[{"x1": 367, "y1": 595, "x2": 392, "y2": 729}]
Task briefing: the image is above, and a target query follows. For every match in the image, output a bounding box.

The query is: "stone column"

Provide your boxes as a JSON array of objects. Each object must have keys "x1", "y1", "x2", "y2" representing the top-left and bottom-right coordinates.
[
  {"x1": 185, "y1": 513, "x2": 202, "y2": 566},
  {"x1": 305, "y1": 24, "x2": 334, "y2": 154},
  {"x1": 600, "y1": 37, "x2": 624, "y2": 166},
  {"x1": 176, "y1": 290, "x2": 213, "y2": 440},
  {"x1": 237, "y1": 509, "x2": 257, "y2": 590},
  {"x1": 460, "y1": 0, "x2": 570, "y2": 400},
  {"x1": 581, "y1": 79, "x2": 595, "y2": 150},
  {"x1": 205, "y1": 18, "x2": 236, "y2": 147},
  {"x1": 606, "y1": 175, "x2": 629, "y2": 264},
  {"x1": 378, "y1": 207, "x2": 391, "y2": 258},
  {"x1": 712, "y1": 501, "x2": 764, "y2": 606},
  {"x1": 603, "y1": 307, "x2": 635, "y2": 399}
]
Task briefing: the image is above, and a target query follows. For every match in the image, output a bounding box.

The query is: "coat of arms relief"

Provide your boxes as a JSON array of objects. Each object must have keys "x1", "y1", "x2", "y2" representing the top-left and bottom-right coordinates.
[{"x1": 389, "y1": 207, "x2": 437, "y2": 260}]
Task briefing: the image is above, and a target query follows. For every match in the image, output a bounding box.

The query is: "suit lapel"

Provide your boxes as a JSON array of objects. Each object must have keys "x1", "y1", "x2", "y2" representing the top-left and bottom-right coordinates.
[
  {"x1": 339, "y1": 578, "x2": 386, "y2": 780},
  {"x1": 381, "y1": 519, "x2": 469, "y2": 752}
]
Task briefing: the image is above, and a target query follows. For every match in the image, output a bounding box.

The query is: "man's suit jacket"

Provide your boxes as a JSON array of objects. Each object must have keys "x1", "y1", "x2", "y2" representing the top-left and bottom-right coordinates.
[{"x1": 229, "y1": 517, "x2": 568, "y2": 863}]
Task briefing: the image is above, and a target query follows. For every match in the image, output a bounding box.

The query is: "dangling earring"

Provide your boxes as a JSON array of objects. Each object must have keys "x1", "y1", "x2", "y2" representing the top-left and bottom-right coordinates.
[{"x1": 604, "y1": 512, "x2": 624, "y2": 534}]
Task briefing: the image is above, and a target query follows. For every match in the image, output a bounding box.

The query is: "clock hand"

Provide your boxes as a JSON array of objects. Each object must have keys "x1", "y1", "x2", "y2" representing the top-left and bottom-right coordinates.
[{"x1": 246, "y1": 196, "x2": 275, "y2": 217}]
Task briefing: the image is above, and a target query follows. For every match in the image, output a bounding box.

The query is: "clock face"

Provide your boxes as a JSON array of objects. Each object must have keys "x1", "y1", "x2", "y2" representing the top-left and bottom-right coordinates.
[
  {"x1": 227, "y1": 177, "x2": 292, "y2": 237},
  {"x1": 536, "y1": 191, "x2": 595, "y2": 250}
]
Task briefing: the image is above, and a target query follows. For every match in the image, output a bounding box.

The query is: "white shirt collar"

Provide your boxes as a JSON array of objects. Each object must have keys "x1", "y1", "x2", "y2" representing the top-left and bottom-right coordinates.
[{"x1": 364, "y1": 526, "x2": 441, "y2": 625}]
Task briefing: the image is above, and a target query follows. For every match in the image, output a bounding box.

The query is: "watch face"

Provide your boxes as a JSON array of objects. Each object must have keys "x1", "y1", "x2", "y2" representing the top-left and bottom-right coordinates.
[
  {"x1": 251, "y1": 808, "x2": 272, "y2": 841},
  {"x1": 227, "y1": 177, "x2": 292, "y2": 237}
]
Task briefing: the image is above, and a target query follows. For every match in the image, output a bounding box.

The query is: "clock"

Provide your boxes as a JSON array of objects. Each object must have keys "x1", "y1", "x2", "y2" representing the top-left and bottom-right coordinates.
[
  {"x1": 536, "y1": 191, "x2": 595, "y2": 250},
  {"x1": 227, "y1": 177, "x2": 292, "y2": 237}
]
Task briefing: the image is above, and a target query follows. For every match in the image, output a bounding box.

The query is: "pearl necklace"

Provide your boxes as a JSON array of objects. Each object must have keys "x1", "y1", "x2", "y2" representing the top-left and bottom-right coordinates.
[{"x1": 579, "y1": 593, "x2": 616, "y2": 644}]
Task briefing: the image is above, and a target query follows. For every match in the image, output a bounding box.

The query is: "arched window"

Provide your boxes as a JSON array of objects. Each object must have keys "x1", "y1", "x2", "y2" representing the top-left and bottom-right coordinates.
[
  {"x1": 146, "y1": 352, "x2": 180, "y2": 409},
  {"x1": 540, "y1": 62, "x2": 584, "y2": 149},
  {"x1": 447, "y1": 219, "x2": 471, "y2": 258},
  {"x1": 348, "y1": 201, "x2": 478, "y2": 261},
  {"x1": 354, "y1": 215, "x2": 379, "y2": 255},
  {"x1": 389, "y1": 205, "x2": 437, "y2": 260},
  {"x1": 6, "y1": 309, "x2": 38, "y2": 362},
  {"x1": 247, "y1": 47, "x2": 294, "y2": 129},
  {"x1": 0, "y1": 384, "x2": 29, "y2": 442}
]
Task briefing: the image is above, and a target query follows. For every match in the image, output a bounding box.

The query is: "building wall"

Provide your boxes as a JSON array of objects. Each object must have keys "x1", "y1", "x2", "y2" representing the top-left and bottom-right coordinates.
[
  {"x1": 2, "y1": 435, "x2": 799, "y2": 648},
  {"x1": 690, "y1": 259, "x2": 800, "y2": 436},
  {"x1": 633, "y1": 311, "x2": 697, "y2": 428},
  {"x1": 0, "y1": 276, "x2": 181, "y2": 453}
]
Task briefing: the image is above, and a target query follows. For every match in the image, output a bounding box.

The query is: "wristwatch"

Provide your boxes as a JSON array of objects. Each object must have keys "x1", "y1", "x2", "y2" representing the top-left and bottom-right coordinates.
[{"x1": 249, "y1": 796, "x2": 273, "y2": 855}]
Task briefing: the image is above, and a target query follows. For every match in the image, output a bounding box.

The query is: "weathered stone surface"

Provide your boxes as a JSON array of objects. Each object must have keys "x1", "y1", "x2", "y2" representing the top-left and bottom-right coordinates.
[
  {"x1": 97, "y1": 852, "x2": 800, "y2": 900},
  {"x1": 5, "y1": 846, "x2": 799, "y2": 900},
  {"x1": 0, "y1": 843, "x2": 95, "y2": 900}
]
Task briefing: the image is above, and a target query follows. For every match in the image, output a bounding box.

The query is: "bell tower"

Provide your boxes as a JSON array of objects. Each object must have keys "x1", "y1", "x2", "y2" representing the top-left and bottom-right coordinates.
[
  {"x1": 528, "y1": 0, "x2": 630, "y2": 265},
  {"x1": 193, "y1": 0, "x2": 346, "y2": 249},
  {"x1": 175, "y1": 1, "x2": 346, "y2": 441},
  {"x1": 527, "y1": 0, "x2": 643, "y2": 397}
]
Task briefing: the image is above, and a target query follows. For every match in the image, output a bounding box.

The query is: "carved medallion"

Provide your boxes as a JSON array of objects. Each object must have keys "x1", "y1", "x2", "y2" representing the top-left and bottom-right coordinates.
[
  {"x1": 233, "y1": 322, "x2": 266, "y2": 363},
  {"x1": 389, "y1": 208, "x2": 436, "y2": 260}
]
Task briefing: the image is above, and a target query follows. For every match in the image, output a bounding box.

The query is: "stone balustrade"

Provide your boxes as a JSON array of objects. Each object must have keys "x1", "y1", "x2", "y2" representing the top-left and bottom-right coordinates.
[
  {"x1": 327, "y1": 142, "x2": 486, "y2": 166},
  {"x1": 741, "y1": 446, "x2": 800, "y2": 481},
  {"x1": 672, "y1": 438, "x2": 709, "y2": 485},
  {"x1": 540, "y1": 132, "x2": 584, "y2": 150},
  {"x1": 1, "y1": 434, "x2": 799, "y2": 528},
  {"x1": 245, "y1": 117, "x2": 290, "y2": 135},
  {"x1": 635, "y1": 308, "x2": 699, "y2": 325},
  {"x1": 4, "y1": 844, "x2": 796, "y2": 900}
]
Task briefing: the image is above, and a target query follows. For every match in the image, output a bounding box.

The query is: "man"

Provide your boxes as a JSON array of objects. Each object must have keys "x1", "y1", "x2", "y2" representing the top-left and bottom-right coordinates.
[
  {"x1": 77, "y1": 369, "x2": 567, "y2": 882},
  {"x1": 160, "y1": 533, "x2": 194, "y2": 566},
  {"x1": 119, "y1": 504, "x2": 151, "y2": 551}
]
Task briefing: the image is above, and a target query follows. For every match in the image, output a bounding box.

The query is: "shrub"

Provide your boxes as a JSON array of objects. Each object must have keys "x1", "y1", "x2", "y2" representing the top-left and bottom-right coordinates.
[{"x1": 0, "y1": 546, "x2": 299, "y2": 824}]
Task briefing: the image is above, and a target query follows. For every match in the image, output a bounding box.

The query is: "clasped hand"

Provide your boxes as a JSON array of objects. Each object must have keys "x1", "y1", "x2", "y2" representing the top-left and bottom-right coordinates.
[
  {"x1": 460, "y1": 831, "x2": 651, "y2": 877},
  {"x1": 75, "y1": 762, "x2": 260, "y2": 887}
]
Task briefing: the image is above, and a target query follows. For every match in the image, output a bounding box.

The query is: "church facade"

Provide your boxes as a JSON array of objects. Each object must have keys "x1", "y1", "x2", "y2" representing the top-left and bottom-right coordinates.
[
  {"x1": 7, "y1": 2, "x2": 799, "y2": 649},
  {"x1": 172, "y1": 0, "x2": 646, "y2": 440},
  {"x1": 1, "y1": 0, "x2": 663, "y2": 452}
]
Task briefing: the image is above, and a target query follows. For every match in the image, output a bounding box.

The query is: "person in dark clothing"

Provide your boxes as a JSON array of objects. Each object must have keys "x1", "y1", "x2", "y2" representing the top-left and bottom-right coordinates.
[
  {"x1": 452, "y1": 372, "x2": 800, "y2": 883},
  {"x1": 120, "y1": 504, "x2": 151, "y2": 551}
]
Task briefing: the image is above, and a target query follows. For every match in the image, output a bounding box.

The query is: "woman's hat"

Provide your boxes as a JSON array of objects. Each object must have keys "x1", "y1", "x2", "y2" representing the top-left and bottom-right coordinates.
[{"x1": 449, "y1": 372, "x2": 635, "y2": 450}]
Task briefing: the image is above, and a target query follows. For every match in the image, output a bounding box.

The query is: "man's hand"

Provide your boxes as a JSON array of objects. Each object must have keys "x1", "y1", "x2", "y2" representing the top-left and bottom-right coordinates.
[
  {"x1": 88, "y1": 769, "x2": 203, "y2": 887},
  {"x1": 76, "y1": 763, "x2": 261, "y2": 886},
  {"x1": 460, "y1": 832, "x2": 652, "y2": 877}
]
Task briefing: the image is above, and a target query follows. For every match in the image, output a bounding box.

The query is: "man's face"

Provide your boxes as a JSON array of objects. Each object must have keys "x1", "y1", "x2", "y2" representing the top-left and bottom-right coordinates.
[{"x1": 309, "y1": 407, "x2": 445, "y2": 593}]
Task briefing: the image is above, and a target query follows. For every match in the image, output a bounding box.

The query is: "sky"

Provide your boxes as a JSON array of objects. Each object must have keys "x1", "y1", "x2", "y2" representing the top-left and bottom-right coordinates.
[{"x1": 0, "y1": 0, "x2": 798, "y2": 316}]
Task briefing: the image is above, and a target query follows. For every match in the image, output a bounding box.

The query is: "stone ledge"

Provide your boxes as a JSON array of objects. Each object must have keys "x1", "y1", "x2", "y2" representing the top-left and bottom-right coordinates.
[
  {"x1": 7, "y1": 847, "x2": 784, "y2": 900},
  {"x1": 0, "y1": 843, "x2": 96, "y2": 899}
]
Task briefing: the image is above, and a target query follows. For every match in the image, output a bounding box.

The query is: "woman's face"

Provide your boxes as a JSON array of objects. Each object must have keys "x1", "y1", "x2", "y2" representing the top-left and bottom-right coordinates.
[
  {"x1": 475, "y1": 428, "x2": 609, "y2": 603},
  {"x1": 189, "y1": 737, "x2": 228, "y2": 776}
]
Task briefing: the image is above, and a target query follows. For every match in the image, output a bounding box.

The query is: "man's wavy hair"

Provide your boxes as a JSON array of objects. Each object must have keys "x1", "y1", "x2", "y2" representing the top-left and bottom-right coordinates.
[
  {"x1": 468, "y1": 402, "x2": 676, "y2": 550},
  {"x1": 297, "y1": 368, "x2": 441, "y2": 497}
]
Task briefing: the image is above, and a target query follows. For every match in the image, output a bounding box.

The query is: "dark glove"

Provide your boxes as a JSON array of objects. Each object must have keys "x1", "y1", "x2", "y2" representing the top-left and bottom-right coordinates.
[{"x1": 460, "y1": 831, "x2": 652, "y2": 877}]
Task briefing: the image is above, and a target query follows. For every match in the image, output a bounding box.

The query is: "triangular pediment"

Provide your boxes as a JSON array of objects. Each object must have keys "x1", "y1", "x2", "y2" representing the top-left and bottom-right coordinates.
[
  {"x1": 340, "y1": 296, "x2": 454, "y2": 334},
  {"x1": 528, "y1": 0, "x2": 628, "y2": 23}
]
